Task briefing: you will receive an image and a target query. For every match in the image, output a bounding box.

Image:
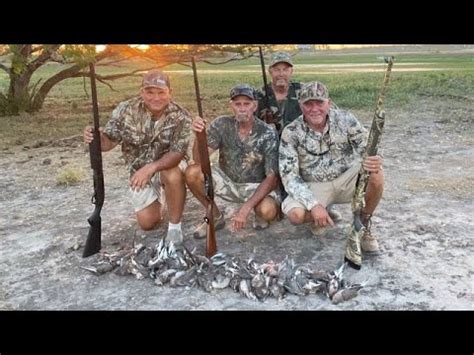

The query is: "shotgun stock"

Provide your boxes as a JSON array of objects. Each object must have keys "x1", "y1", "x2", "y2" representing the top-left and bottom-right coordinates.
[
  {"x1": 191, "y1": 56, "x2": 217, "y2": 258},
  {"x1": 83, "y1": 62, "x2": 104, "y2": 258}
]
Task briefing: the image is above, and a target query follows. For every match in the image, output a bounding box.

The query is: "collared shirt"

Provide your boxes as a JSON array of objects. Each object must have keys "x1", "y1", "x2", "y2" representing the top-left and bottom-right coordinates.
[
  {"x1": 103, "y1": 96, "x2": 192, "y2": 175},
  {"x1": 279, "y1": 108, "x2": 367, "y2": 210},
  {"x1": 207, "y1": 116, "x2": 279, "y2": 183}
]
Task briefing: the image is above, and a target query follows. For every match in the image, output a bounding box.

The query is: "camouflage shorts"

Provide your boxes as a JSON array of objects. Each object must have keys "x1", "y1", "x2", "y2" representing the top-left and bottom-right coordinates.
[
  {"x1": 129, "y1": 160, "x2": 187, "y2": 212},
  {"x1": 212, "y1": 165, "x2": 281, "y2": 204}
]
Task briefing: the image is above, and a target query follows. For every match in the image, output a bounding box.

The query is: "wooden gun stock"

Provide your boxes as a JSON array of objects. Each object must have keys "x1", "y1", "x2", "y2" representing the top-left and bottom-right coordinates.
[{"x1": 192, "y1": 56, "x2": 217, "y2": 258}]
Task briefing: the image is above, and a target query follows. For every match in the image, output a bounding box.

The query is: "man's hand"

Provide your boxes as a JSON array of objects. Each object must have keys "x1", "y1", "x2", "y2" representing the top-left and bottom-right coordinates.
[
  {"x1": 192, "y1": 116, "x2": 206, "y2": 133},
  {"x1": 129, "y1": 164, "x2": 155, "y2": 192},
  {"x1": 362, "y1": 155, "x2": 383, "y2": 174},
  {"x1": 310, "y1": 204, "x2": 335, "y2": 228},
  {"x1": 83, "y1": 125, "x2": 102, "y2": 144},
  {"x1": 230, "y1": 204, "x2": 252, "y2": 232}
]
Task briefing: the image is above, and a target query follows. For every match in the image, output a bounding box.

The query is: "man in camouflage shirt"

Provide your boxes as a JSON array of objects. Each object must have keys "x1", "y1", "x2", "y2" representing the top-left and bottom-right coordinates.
[
  {"x1": 279, "y1": 81, "x2": 385, "y2": 252},
  {"x1": 83, "y1": 70, "x2": 192, "y2": 244},
  {"x1": 256, "y1": 51, "x2": 302, "y2": 137},
  {"x1": 185, "y1": 84, "x2": 280, "y2": 238}
]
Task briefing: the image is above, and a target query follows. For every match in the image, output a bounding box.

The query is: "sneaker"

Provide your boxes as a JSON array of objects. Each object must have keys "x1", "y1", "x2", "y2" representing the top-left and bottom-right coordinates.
[
  {"x1": 252, "y1": 215, "x2": 269, "y2": 230},
  {"x1": 327, "y1": 205, "x2": 342, "y2": 223},
  {"x1": 361, "y1": 229, "x2": 379, "y2": 253},
  {"x1": 193, "y1": 213, "x2": 225, "y2": 239},
  {"x1": 166, "y1": 229, "x2": 183, "y2": 245}
]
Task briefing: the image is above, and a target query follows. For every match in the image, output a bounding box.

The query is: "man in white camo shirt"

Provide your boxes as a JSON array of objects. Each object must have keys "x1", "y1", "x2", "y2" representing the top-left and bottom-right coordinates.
[{"x1": 279, "y1": 81, "x2": 385, "y2": 252}]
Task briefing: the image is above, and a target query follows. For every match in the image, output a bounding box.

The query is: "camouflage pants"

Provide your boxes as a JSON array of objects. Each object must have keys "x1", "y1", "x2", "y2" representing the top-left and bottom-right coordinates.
[{"x1": 212, "y1": 165, "x2": 281, "y2": 204}]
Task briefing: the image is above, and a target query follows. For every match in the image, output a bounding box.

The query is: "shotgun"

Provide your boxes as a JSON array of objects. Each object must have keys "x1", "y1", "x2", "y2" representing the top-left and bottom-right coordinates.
[
  {"x1": 83, "y1": 62, "x2": 104, "y2": 258},
  {"x1": 191, "y1": 56, "x2": 217, "y2": 258},
  {"x1": 344, "y1": 56, "x2": 394, "y2": 269},
  {"x1": 258, "y1": 46, "x2": 280, "y2": 132}
]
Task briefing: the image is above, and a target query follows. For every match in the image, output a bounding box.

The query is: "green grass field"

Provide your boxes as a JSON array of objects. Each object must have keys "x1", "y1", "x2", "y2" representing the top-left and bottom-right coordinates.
[{"x1": 0, "y1": 50, "x2": 473, "y2": 148}]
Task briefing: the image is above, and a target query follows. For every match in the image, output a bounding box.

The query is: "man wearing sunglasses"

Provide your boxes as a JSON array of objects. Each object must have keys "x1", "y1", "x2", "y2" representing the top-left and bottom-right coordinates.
[{"x1": 279, "y1": 81, "x2": 384, "y2": 253}]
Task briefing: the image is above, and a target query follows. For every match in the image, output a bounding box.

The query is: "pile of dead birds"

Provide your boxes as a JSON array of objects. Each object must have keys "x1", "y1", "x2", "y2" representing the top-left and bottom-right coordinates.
[{"x1": 81, "y1": 239, "x2": 365, "y2": 304}]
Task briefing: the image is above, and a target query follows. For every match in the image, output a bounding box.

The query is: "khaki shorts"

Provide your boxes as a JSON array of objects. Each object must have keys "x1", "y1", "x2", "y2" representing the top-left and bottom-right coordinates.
[
  {"x1": 130, "y1": 160, "x2": 187, "y2": 212},
  {"x1": 282, "y1": 163, "x2": 360, "y2": 215},
  {"x1": 212, "y1": 165, "x2": 281, "y2": 205}
]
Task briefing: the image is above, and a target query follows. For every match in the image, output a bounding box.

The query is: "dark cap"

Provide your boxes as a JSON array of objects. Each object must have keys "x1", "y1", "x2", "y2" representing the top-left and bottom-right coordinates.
[
  {"x1": 229, "y1": 84, "x2": 256, "y2": 100},
  {"x1": 142, "y1": 70, "x2": 170, "y2": 89}
]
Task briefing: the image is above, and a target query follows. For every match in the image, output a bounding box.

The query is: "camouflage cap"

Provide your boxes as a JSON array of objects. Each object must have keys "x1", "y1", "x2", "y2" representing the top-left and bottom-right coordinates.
[
  {"x1": 269, "y1": 51, "x2": 293, "y2": 68},
  {"x1": 142, "y1": 70, "x2": 170, "y2": 89},
  {"x1": 230, "y1": 84, "x2": 256, "y2": 100},
  {"x1": 298, "y1": 81, "x2": 329, "y2": 103}
]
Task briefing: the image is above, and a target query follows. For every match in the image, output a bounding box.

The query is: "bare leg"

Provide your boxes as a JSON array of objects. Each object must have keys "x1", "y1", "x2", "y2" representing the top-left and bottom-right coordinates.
[
  {"x1": 160, "y1": 166, "x2": 186, "y2": 224},
  {"x1": 287, "y1": 207, "x2": 311, "y2": 225},
  {"x1": 363, "y1": 169, "x2": 384, "y2": 223},
  {"x1": 136, "y1": 200, "x2": 162, "y2": 230},
  {"x1": 254, "y1": 196, "x2": 279, "y2": 222}
]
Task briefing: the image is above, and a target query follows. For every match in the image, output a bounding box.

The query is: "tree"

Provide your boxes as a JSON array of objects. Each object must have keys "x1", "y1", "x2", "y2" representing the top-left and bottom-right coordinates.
[{"x1": 0, "y1": 44, "x2": 266, "y2": 117}]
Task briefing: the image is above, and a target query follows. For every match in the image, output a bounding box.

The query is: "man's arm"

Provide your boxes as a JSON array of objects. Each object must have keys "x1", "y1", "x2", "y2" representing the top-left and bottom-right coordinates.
[
  {"x1": 83, "y1": 126, "x2": 119, "y2": 152},
  {"x1": 129, "y1": 151, "x2": 184, "y2": 191},
  {"x1": 230, "y1": 173, "x2": 278, "y2": 231},
  {"x1": 279, "y1": 128, "x2": 319, "y2": 211},
  {"x1": 345, "y1": 112, "x2": 383, "y2": 173},
  {"x1": 345, "y1": 112, "x2": 368, "y2": 156},
  {"x1": 243, "y1": 173, "x2": 278, "y2": 209}
]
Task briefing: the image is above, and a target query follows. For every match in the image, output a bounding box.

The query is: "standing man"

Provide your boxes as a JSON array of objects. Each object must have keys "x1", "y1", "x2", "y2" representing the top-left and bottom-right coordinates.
[
  {"x1": 83, "y1": 70, "x2": 192, "y2": 244},
  {"x1": 256, "y1": 51, "x2": 302, "y2": 136}
]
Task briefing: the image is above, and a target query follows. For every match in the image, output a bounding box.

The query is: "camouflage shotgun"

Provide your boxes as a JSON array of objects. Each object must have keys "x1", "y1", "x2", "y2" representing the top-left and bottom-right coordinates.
[
  {"x1": 344, "y1": 56, "x2": 395, "y2": 270},
  {"x1": 258, "y1": 46, "x2": 280, "y2": 132},
  {"x1": 83, "y1": 62, "x2": 104, "y2": 258},
  {"x1": 191, "y1": 56, "x2": 217, "y2": 258}
]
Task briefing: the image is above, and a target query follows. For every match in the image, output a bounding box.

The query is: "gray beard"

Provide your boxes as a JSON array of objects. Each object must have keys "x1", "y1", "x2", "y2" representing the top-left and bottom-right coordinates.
[
  {"x1": 235, "y1": 114, "x2": 249, "y2": 123},
  {"x1": 275, "y1": 79, "x2": 288, "y2": 87}
]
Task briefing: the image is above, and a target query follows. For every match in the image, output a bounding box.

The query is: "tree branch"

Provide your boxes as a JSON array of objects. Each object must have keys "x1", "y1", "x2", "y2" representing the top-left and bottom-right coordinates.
[{"x1": 28, "y1": 45, "x2": 62, "y2": 72}]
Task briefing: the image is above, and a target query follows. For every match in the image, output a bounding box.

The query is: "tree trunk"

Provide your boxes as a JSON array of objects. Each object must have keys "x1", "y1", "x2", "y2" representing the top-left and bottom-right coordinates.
[
  {"x1": 29, "y1": 64, "x2": 83, "y2": 112},
  {"x1": 7, "y1": 73, "x2": 33, "y2": 115}
]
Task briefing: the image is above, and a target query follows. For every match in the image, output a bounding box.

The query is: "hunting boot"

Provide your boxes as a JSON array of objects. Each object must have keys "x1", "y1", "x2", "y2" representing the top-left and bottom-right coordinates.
[
  {"x1": 360, "y1": 213, "x2": 380, "y2": 253},
  {"x1": 193, "y1": 212, "x2": 225, "y2": 239}
]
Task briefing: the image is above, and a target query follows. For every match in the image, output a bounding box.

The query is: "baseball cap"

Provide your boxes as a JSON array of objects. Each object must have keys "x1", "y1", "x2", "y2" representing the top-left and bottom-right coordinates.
[
  {"x1": 142, "y1": 70, "x2": 170, "y2": 89},
  {"x1": 229, "y1": 84, "x2": 256, "y2": 100},
  {"x1": 269, "y1": 51, "x2": 293, "y2": 67},
  {"x1": 298, "y1": 81, "x2": 329, "y2": 103}
]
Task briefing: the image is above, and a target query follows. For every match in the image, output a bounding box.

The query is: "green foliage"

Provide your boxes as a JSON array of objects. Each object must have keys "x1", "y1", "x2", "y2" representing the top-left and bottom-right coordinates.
[
  {"x1": 61, "y1": 45, "x2": 96, "y2": 67},
  {"x1": 56, "y1": 167, "x2": 84, "y2": 186}
]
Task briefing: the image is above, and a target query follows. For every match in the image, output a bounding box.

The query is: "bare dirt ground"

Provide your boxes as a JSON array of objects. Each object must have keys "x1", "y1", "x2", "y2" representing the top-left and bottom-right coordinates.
[{"x1": 0, "y1": 97, "x2": 472, "y2": 310}]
